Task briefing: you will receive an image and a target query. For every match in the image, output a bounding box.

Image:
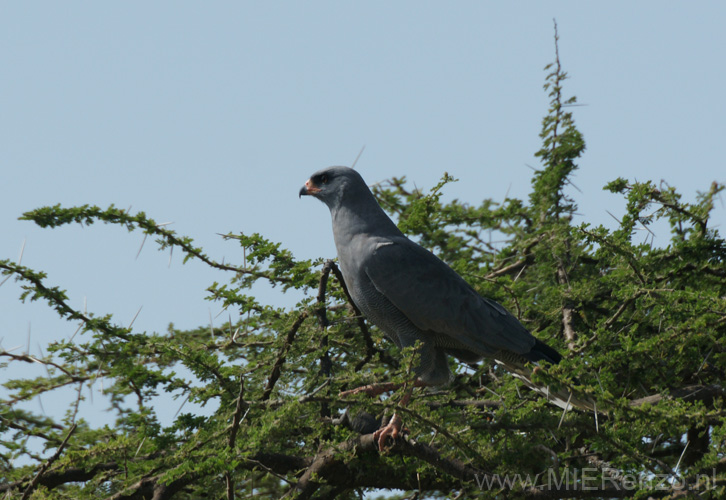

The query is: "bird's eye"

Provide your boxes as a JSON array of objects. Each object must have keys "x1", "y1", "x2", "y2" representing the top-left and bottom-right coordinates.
[{"x1": 319, "y1": 174, "x2": 329, "y2": 184}]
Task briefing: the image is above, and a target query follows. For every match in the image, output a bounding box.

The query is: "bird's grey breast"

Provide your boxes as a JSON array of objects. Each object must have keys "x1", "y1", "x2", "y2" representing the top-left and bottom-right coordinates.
[
  {"x1": 334, "y1": 234, "x2": 388, "y2": 302},
  {"x1": 334, "y1": 237, "x2": 407, "y2": 338}
]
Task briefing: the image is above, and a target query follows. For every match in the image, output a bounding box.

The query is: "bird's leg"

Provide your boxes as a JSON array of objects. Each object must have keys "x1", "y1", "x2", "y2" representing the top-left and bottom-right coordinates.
[
  {"x1": 371, "y1": 390, "x2": 412, "y2": 451},
  {"x1": 339, "y1": 380, "x2": 427, "y2": 451},
  {"x1": 339, "y1": 378, "x2": 427, "y2": 398},
  {"x1": 338, "y1": 381, "x2": 404, "y2": 398}
]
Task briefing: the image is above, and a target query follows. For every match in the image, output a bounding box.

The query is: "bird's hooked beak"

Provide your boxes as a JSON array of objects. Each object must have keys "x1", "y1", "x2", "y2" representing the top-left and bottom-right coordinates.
[{"x1": 299, "y1": 178, "x2": 321, "y2": 198}]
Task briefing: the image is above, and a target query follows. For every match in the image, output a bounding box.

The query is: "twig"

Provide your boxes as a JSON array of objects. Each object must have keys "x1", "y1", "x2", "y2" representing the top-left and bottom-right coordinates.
[
  {"x1": 226, "y1": 376, "x2": 248, "y2": 500},
  {"x1": 555, "y1": 259, "x2": 577, "y2": 349},
  {"x1": 571, "y1": 298, "x2": 636, "y2": 355},
  {"x1": 485, "y1": 258, "x2": 527, "y2": 279},
  {"x1": 0, "y1": 350, "x2": 75, "y2": 378},
  {"x1": 261, "y1": 312, "x2": 308, "y2": 401},
  {"x1": 315, "y1": 262, "x2": 334, "y2": 422}
]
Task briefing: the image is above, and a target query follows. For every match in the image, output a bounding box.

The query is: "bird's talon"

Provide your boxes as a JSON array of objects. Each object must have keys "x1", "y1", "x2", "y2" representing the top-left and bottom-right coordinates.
[{"x1": 372, "y1": 413, "x2": 404, "y2": 452}]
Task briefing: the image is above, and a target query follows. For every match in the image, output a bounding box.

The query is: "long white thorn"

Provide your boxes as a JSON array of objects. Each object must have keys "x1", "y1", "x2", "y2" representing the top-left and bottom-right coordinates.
[
  {"x1": 134, "y1": 436, "x2": 147, "y2": 458},
  {"x1": 351, "y1": 145, "x2": 366, "y2": 169},
  {"x1": 214, "y1": 307, "x2": 228, "y2": 319},
  {"x1": 174, "y1": 394, "x2": 191, "y2": 418},
  {"x1": 70, "y1": 322, "x2": 83, "y2": 341},
  {"x1": 27, "y1": 355, "x2": 43, "y2": 365},
  {"x1": 17, "y1": 238, "x2": 26, "y2": 265},
  {"x1": 128, "y1": 306, "x2": 143, "y2": 329},
  {"x1": 557, "y1": 392, "x2": 573, "y2": 429},
  {"x1": 673, "y1": 440, "x2": 690, "y2": 478},
  {"x1": 136, "y1": 234, "x2": 148, "y2": 260},
  {"x1": 209, "y1": 309, "x2": 215, "y2": 341}
]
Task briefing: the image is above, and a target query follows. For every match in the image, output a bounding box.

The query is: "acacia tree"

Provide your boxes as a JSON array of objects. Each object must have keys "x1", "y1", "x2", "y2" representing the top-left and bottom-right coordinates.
[{"x1": 2, "y1": 40, "x2": 725, "y2": 499}]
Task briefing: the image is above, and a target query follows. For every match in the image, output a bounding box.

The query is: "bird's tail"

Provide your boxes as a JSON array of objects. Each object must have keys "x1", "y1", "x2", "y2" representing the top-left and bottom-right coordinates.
[{"x1": 494, "y1": 353, "x2": 597, "y2": 413}]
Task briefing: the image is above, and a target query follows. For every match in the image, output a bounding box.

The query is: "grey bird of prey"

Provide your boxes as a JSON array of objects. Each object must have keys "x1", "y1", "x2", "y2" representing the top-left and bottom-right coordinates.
[{"x1": 300, "y1": 166, "x2": 570, "y2": 445}]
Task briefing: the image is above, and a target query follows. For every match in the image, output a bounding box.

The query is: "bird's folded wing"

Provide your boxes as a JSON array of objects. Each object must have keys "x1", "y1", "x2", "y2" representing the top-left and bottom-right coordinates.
[{"x1": 364, "y1": 238, "x2": 536, "y2": 356}]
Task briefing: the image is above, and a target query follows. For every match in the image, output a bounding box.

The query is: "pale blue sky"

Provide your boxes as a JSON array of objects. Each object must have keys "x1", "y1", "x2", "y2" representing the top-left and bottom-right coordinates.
[{"x1": 2, "y1": 3, "x2": 725, "y2": 431}]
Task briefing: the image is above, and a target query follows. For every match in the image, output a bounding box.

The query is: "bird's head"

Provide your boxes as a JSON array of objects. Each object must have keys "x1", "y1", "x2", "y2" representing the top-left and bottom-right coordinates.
[{"x1": 299, "y1": 166, "x2": 366, "y2": 210}]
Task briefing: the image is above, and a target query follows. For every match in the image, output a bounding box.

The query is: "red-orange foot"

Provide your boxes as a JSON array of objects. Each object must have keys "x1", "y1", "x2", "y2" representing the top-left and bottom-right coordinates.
[{"x1": 372, "y1": 412, "x2": 405, "y2": 451}]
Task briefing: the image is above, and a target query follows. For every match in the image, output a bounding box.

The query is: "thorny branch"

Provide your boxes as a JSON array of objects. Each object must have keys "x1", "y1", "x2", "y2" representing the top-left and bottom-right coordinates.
[
  {"x1": 293, "y1": 432, "x2": 491, "y2": 499},
  {"x1": 261, "y1": 312, "x2": 308, "y2": 401},
  {"x1": 2, "y1": 384, "x2": 722, "y2": 498},
  {"x1": 316, "y1": 260, "x2": 334, "y2": 421},
  {"x1": 21, "y1": 423, "x2": 77, "y2": 500},
  {"x1": 225, "y1": 376, "x2": 248, "y2": 500},
  {"x1": 555, "y1": 243, "x2": 577, "y2": 350}
]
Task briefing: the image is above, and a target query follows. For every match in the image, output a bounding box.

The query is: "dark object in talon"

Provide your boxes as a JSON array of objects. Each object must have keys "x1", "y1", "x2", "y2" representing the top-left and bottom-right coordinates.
[
  {"x1": 350, "y1": 410, "x2": 381, "y2": 435},
  {"x1": 332, "y1": 409, "x2": 381, "y2": 435}
]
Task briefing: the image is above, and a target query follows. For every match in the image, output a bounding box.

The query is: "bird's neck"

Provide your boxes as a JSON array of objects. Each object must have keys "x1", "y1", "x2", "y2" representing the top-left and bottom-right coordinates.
[{"x1": 330, "y1": 200, "x2": 402, "y2": 245}]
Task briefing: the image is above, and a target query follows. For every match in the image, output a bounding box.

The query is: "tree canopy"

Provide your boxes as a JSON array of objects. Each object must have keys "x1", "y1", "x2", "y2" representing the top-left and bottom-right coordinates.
[{"x1": 2, "y1": 38, "x2": 725, "y2": 499}]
